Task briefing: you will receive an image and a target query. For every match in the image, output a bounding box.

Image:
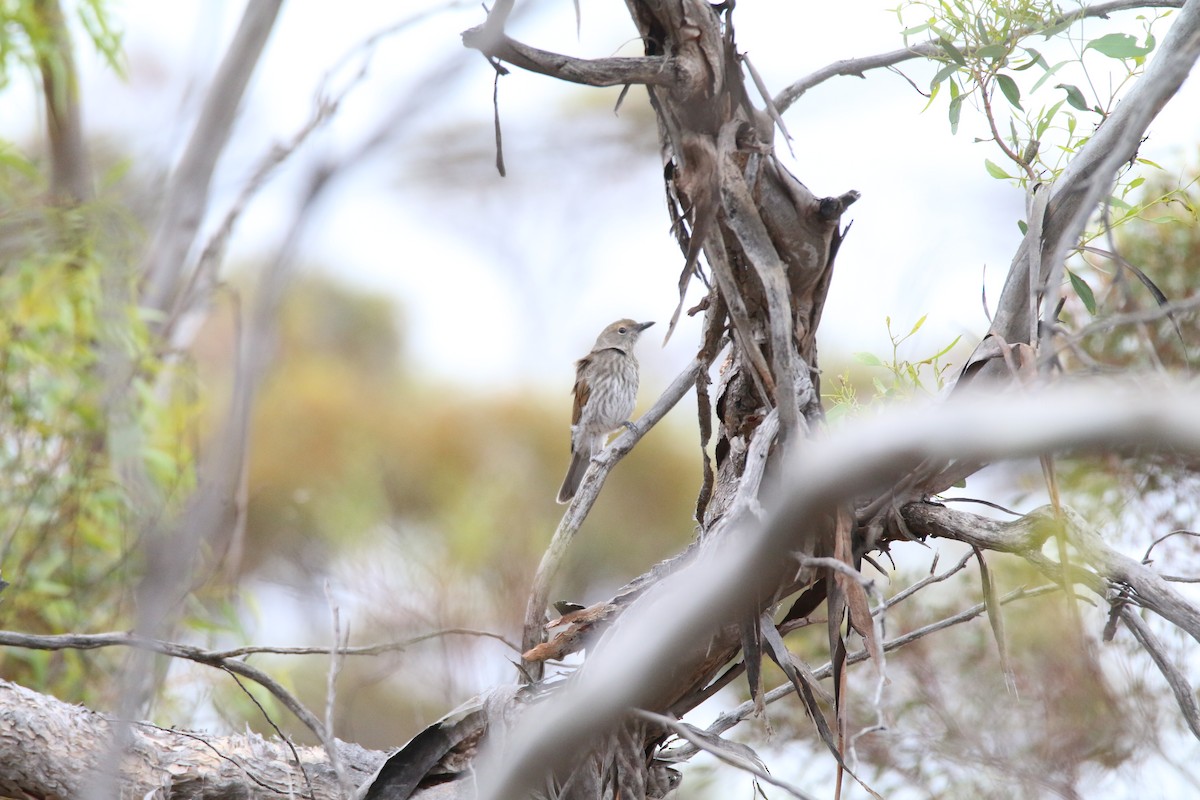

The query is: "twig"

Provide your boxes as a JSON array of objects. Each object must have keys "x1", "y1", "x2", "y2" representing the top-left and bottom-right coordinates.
[
  {"x1": 671, "y1": 585, "x2": 1062, "y2": 756},
  {"x1": 211, "y1": 627, "x2": 521, "y2": 659},
  {"x1": 225, "y1": 670, "x2": 317, "y2": 800},
  {"x1": 876, "y1": 551, "x2": 975, "y2": 613},
  {"x1": 1052, "y1": 294, "x2": 1200, "y2": 358},
  {"x1": 633, "y1": 709, "x2": 819, "y2": 800},
  {"x1": 0, "y1": 629, "x2": 350, "y2": 747},
  {"x1": 799, "y1": 557, "x2": 875, "y2": 588},
  {"x1": 1118, "y1": 606, "x2": 1200, "y2": 741},
  {"x1": 323, "y1": 582, "x2": 350, "y2": 797}
]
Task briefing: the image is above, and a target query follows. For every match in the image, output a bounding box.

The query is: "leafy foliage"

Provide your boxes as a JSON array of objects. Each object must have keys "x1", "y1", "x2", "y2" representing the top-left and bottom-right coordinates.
[
  {"x1": 0, "y1": 0, "x2": 124, "y2": 91},
  {"x1": 0, "y1": 159, "x2": 199, "y2": 702},
  {"x1": 827, "y1": 315, "x2": 961, "y2": 419}
]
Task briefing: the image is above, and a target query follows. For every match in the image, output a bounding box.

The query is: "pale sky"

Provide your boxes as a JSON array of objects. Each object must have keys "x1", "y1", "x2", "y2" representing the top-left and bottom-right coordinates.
[{"x1": 8, "y1": 0, "x2": 1199, "y2": 395}]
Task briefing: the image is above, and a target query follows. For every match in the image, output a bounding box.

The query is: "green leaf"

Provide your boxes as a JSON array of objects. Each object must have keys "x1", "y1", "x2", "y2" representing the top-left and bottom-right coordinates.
[
  {"x1": 930, "y1": 61, "x2": 960, "y2": 90},
  {"x1": 948, "y1": 81, "x2": 963, "y2": 134},
  {"x1": 932, "y1": 335, "x2": 963, "y2": 360},
  {"x1": 923, "y1": 81, "x2": 941, "y2": 112},
  {"x1": 1086, "y1": 32, "x2": 1155, "y2": 59},
  {"x1": 1031, "y1": 59, "x2": 1069, "y2": 92},
  {"x1": 984, "y1": 159, "x2": 1013, "y2": 180},
  {"x1": 1017, "y1": 219, "x2": 1028, "y2": 235},
  {"x1": 1057, "y1": 83, "x2": 1088, "y2": 111},
  {"x1": 939, "y1": 37, "x2": 967, "y2": 65},
  {"x1": 1012, "y1": 47, "x2": 1046, "y2": 71},
  {"x1": 1036, "y1": 99, "x2": 1065, "y2": 137},
  {"x1": 1041, "y1": 18, "x2": 1074, "y2": 38},
  {"x1": 975, "y1": 44, "x2": 1008, "y2": 61},
  {"x1": 854, "y1": 352, "x2": 884, "y2": 367},
  {"x1": 908, "y1": 314, "x2": 928, "y2": 338},
  {"x1": 1067, "y1": 269, "x2": 1097, "y2": 315},
  {"x1": 995, "y1": 73, "x2": 1022, "y2": 110}
]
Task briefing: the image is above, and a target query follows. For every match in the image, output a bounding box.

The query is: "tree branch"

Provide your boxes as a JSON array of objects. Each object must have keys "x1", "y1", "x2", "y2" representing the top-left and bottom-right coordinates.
[
  {"x1": 902, "y1": 502, "x2": 1200, "y2": 643},
  {"x1": 0, "y1": 679, "x2": 383, "y2": 800},
  {"x1": 140, "y1": 0, "x2": 285, "y2": 317},
  {"x1": 1119, "y1": 606, "x2": 1200, "y2": 740},
  {"x1": 0, "y1": 629, "x2": 329, "y2": 744},
  {"x1": 773, "y1": 1, "x2": 1187, "y2": 114},
  {"x1": 461, "y1": 26, "x2": 674, "y2": 87}
]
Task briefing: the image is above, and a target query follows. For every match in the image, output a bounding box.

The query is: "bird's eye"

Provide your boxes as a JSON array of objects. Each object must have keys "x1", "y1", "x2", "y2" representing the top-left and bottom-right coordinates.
[{"x1": 618, "y1": 326, "x2": 628, "y2": 334}]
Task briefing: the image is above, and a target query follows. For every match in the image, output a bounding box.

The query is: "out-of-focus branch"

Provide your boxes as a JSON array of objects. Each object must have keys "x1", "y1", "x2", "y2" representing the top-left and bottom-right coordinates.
[
  {"x1": 165, "y1": 4, "x2": 451, "y2": 350},
  {"x1": 33, "y1": 0, "x2": 91, "y2": 204},
  {"x1": 773, "y1": 0, "x2": 1187, "y2": 114},
  {"x1": 475, "y1": 382, "x2": 1200, "y2": 800},
  {"x1": 0, "y1": 679, "x2": 384, "y2": 800},
  {"x1": 140, "y1": 0, "x2": 285, "y2": 317}
]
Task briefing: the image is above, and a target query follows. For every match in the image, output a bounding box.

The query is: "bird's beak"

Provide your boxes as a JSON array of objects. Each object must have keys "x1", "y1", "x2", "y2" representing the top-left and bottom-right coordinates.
[{"x1": 636, "y1": 321, "x2": 655, "y2": 332}]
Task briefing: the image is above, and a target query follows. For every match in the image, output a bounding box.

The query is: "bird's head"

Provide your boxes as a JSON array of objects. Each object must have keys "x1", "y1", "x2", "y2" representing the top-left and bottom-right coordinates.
[{"x1": 594, "y1": 319, "x2": 654, "y2": 352}]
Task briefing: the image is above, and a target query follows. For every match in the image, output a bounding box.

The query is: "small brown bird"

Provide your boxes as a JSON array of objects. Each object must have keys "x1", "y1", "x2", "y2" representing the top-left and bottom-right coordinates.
[{"x1": 556, "y1": 319, "x2": 655, "y2": 504}]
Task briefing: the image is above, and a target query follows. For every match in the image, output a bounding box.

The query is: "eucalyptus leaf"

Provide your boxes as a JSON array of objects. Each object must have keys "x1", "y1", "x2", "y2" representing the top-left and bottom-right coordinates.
[{"x1": 1067, "y1": 269, "x2": 1097, "y2": 315}]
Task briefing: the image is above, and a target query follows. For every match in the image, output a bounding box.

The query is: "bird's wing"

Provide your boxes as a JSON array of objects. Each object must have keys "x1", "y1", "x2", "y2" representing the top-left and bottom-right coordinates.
[{"x1": 571, "y1": 355, "x2": 591, "y2": 427}]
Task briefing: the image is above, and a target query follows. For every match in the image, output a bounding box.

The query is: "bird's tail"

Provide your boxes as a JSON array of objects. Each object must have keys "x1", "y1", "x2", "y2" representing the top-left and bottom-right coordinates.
[{"x1": 556, "y1": 450, "x2": 591, "y2": 504}]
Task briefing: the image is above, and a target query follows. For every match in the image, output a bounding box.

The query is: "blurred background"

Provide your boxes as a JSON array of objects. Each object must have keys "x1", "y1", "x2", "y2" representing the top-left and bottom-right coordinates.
[{"x1": 2, "y1": 1, "x2": 1200, "y2": 797}]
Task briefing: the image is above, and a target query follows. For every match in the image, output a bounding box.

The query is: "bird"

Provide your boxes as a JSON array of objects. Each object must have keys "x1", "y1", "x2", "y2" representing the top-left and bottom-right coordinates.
[{"x1": 556, "y1": 319, "x2": 654, "y2": 504}]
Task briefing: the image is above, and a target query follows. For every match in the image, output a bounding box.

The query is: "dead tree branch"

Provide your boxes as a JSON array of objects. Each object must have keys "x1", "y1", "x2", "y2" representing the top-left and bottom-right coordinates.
[
  {"x1": 461, "y1": 26, "x2": 673, "y2": 86},
  {"x1": 0, "y1": 680, "x2": 383, "y2": 800}
]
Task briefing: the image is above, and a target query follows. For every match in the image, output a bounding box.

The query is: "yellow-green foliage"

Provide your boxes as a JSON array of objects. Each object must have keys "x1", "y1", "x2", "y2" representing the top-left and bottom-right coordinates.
[{"x1": 0, "y1": 158, "x2": 197, "y2": 704}]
